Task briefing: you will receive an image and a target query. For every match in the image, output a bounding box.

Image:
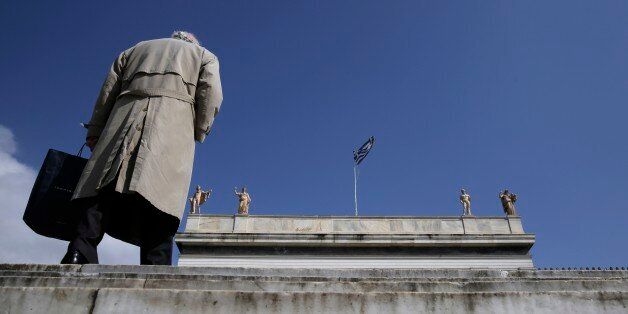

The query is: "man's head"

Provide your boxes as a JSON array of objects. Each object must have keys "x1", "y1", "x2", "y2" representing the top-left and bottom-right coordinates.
[{"x1": 172, "y1": 31, "x2": 200, "y2": 45}]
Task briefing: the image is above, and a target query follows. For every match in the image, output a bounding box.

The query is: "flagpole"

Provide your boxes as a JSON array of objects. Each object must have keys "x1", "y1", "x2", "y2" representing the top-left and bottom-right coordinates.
[{"x1": 353, "y1": 163, "x2": 358, "y2": 216}]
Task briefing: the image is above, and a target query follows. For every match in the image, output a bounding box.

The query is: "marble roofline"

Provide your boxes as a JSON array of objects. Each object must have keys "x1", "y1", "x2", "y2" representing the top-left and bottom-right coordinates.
[
  {"x1": 176, "y1": 215, "x2": 535, "y2": 269},
  {"x1": 181, "y1": 214, "x2": 530, "y2": 236},
  {"x1": 186, "y1": 214, "x2": 522, "y2": 219}
]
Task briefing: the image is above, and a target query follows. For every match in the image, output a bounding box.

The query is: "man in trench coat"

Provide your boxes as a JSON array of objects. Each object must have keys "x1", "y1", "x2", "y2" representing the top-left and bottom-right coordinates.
[{"x1": 61, "y1": 31, "x2": 223, "y2": 265}]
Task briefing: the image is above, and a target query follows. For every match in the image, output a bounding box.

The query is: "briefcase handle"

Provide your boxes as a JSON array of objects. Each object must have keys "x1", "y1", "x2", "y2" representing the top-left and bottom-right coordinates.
[
  {"x1": 78, "y1": 122, "x2": 90, "y2": 158},
  {"x1": 77, "y1": 143, "x2": 86, "y2": 158}
]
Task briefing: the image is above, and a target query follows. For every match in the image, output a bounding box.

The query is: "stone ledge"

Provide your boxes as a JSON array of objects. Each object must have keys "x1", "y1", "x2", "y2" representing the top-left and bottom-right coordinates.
[
  {"x1": 184, "y1": 215, "x2": 526, "y2": 235},
  {"x1": 176, "y1": 233, "x2": 536, "y2": 248},
  {"x1": 3, "y1": 264, "x2": 627, "y2": 279},
  {"x1": 1, "y1": 287, "x2": 626, "y2": 314},
  {"x1": 177, "y1": 255, "x2": 535, "y2": 269},
  {"x1": 3, "y1": 274, "x2": 627, "y2": 293}
]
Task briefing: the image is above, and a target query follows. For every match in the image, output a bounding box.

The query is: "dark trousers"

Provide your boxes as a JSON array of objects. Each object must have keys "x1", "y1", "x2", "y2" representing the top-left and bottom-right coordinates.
[{"x1": 68, "y1": 191, "x2": 176, "y2": 265}]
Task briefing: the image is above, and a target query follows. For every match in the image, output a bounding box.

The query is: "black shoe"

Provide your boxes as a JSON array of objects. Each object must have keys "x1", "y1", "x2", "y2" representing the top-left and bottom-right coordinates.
[{"x1": 60, "y1": 249, "x2": 89, "y2": 264}]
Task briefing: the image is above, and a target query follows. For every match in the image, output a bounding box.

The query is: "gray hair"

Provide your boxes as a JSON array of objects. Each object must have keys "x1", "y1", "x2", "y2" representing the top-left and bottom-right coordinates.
[{"x1": 171, "y1": 31, "x2": 200, "y2": 45}]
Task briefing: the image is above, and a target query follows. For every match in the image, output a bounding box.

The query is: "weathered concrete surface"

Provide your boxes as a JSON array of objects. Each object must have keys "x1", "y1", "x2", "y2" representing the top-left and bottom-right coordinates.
[
  {"x1": 0, "y1": 287, "x2": 96, "y2": 313},
  {"x1": 2, "y1": 287, "x2": 625, "y2": 314},
  {"x1": 1, "y1": 264, "x2": 626, "y2": 313}
]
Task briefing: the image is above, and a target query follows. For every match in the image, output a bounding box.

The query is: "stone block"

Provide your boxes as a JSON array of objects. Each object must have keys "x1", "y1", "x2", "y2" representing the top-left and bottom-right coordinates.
[
  {"x1": 508, "y1": 217, "x2": 525, "y2": 234},
  {"x1": 197, "y1": 217, "x2": 233, "y2": 233},
  {"x1": 475, "y1": 219, "x2": 512, "y2": 234}
]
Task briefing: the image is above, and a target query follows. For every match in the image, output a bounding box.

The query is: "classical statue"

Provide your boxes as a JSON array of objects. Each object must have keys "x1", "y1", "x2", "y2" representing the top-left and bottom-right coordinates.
[
  {"x1": 189, "y1": 185, "x2": 211, "y2": 214},
  {"x1": 499, "y1": 189, "x2": 518, "y2": 216},
  {"x1": 460, "y1": 189, "x2": 472, "y2": 216},
  {"x1": 234, "y1": 187, "x2": 251, "y2": 215}
]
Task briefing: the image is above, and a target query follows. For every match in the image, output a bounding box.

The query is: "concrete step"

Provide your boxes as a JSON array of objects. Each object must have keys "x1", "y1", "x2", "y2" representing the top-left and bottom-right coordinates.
[
  {"x1": 3, "y1": 268, "x2": 626, "y2": 283},
  {"x1": 2, "y1": 263, "x2": 627, "y2": 281},
  {"x1": 1, "y1": 264, "x2": 627, "y2": 313},
  {"x1": 3, "y1": 274, "x2": 628, "y2": 293},
  {"x1": 1, "y1": 264, "x2": 627, "y2": 295},
  {"x1": 2, "y1": 286, "x2": 627, "y2": 314},
  {"x1": 1, "y1": 273, "x2": 627, "y2": 293},
  {"x1": 0, "y1": 264, "x2": 628, "y2": 314}
]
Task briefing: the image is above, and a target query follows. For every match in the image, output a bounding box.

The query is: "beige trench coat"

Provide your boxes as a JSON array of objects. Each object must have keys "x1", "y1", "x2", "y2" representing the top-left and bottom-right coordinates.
[{"x1": 72, "y1": 38, "x2": 223, "y2": 224}]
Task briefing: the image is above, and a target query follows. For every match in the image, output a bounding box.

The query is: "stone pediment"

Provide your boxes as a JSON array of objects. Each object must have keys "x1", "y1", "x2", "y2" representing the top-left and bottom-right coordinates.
[{"x1": 176, "y1": 215, "x2": 535, "y2": 269}]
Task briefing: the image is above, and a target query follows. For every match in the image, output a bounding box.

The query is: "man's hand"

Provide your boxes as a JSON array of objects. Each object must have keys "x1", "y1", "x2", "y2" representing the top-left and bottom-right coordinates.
[{"x1": 86, "y1": 136, "x2": 99, "y2": 152}]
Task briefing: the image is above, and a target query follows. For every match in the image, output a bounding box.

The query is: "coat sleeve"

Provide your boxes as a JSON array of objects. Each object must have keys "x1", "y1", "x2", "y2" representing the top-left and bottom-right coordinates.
[
  {"x1": 194, "y1": 51, "x2": 223, "y2": 143},
  {"x1": 85, "y1": 51, "x2": 127, "y2": 139}
]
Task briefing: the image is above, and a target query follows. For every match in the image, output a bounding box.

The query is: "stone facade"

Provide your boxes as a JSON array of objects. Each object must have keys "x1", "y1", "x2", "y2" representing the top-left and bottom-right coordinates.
[{"x1": 176, "y1": 215, "x2": 535, "y2": 269}]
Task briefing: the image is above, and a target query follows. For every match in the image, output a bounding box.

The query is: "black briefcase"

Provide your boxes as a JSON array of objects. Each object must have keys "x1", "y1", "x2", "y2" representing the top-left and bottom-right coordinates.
[{"x1": 23, "y1": 147, "x2": 89, "y2": 241}]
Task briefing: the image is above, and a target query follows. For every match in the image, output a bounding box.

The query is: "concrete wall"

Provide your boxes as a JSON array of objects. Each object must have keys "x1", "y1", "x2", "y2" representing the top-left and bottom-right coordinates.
[
  {"x1": 2, "y1": 287, "x2": 625, "y2": 314},
  {"x1": 1, "y1": 264, "x2": 626, "y2": 314}
]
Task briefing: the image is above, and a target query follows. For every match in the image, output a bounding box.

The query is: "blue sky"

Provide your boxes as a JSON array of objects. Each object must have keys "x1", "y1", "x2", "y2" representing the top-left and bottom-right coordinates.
[{"x1": 1, "y1": 1, "x2": 626, "y2": 267}]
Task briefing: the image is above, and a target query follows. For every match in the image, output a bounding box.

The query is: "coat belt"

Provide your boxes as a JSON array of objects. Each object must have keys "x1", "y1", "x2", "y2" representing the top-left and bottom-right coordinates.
[{"x1": 118, "y1": 88, "x2": 195, "y2": 104}]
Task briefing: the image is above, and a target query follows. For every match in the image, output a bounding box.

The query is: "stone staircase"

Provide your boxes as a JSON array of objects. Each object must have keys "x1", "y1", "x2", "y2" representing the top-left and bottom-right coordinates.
[{"x1": 1, "y1": 264, "x2": 627, "y2": 313}]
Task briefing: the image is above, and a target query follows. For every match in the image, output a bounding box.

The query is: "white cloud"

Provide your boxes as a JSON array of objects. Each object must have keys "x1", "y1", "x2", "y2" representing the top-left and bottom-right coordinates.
[{"x1": 0, "y1": 125, "x2": 139, "y2": 265}]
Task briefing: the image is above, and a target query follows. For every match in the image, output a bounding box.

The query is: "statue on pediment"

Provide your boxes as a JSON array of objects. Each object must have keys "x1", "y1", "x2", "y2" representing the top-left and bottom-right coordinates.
[
  {"x1": 460, "y1": 189, "x2": 472, "y2": 216},
  {"x1": 189, "y1": 185, "x2": 211, "y2": 214},
  {"x1": 234, "y1": 186, "x2": 251, "y2": 215},
  {"x1": 499, "y1": 189, "x2": 518, "y2": 216}
]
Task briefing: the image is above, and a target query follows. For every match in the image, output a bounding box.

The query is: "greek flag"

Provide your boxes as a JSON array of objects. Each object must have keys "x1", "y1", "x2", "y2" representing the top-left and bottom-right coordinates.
[{"x1": 353, "y1": 136, "x2": 375, "y2": 165}]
